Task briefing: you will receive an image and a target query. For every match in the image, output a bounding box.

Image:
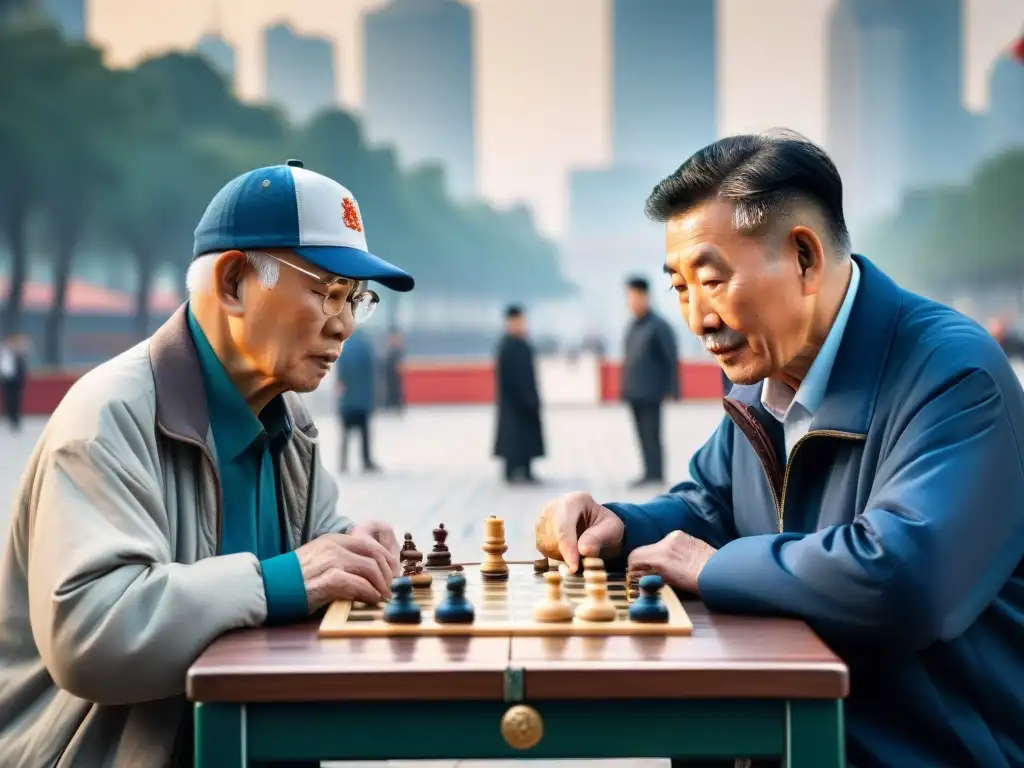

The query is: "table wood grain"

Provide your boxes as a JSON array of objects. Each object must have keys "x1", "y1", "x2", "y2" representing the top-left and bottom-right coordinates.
[{"x1": 187, "y1": 602, "x2": 847, "y2": 704}]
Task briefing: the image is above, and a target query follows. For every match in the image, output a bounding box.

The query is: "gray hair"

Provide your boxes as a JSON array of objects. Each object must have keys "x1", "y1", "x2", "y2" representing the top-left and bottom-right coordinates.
[
  {"x1": 185, "y1": 251, "x2": 280, "y2": 296},
  {"x1": 644, "y1": 128, "x2": 852, "y2": 255}
]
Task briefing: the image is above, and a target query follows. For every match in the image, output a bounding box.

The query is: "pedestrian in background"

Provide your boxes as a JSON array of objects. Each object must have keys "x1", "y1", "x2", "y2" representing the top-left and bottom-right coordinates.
[
  {"x1": 620, "y1": 276, "x2": 679, "y2": 486},
  {"x1": 493, "y1": 305, "x2": 545, "y2": 484},
  {"x1": 337, "y1": 328, "x2": 380, "y2": 473}
]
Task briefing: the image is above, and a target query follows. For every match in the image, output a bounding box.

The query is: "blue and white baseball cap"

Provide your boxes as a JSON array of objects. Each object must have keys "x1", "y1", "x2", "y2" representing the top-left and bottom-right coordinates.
[{"x1": 193, "y1": 159, "x2": 414, "y2": 292}]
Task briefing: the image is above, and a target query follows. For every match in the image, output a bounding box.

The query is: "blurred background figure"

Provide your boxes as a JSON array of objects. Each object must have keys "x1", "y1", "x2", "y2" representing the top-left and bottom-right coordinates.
[
  {"x1": 0, "y1": 334, "x2": 27, "y2": 432},
  {"x1": 988, "y1": 315, "x2": 1024, "y2": 359},
  {"x1": 493, "y1": 305, "x2": 544, "y2": 485},
  {"x1": 336, "y1": 329, "x2": 380, "y2": 474},
  {"x1": 621, "y1": 277, "x2": 679, "y2": 486},
  {"x1": 381, "y1": 329, "x2": 405, "y2": 413}
]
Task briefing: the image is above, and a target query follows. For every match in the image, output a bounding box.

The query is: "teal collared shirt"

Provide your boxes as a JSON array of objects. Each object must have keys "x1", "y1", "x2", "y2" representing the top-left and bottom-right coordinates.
[
  {"x1": 187, "y1": 308, "x2": 308, "y2": 624},
  {"x1": 761, "y1": 258, "x2": 862, "y2": 457}
]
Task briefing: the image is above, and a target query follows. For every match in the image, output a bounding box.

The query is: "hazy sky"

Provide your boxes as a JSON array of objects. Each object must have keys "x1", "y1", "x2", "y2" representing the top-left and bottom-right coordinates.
[{"x1": 88, "y1": 0, "x2": 1023, "y2": 237}]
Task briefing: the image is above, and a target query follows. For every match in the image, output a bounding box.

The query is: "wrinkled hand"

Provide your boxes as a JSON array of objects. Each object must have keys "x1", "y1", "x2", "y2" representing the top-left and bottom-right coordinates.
[
  {"x1": 535, "y1": 491, "x2": 625, "y2": 572},
  {"x1": 627, "y1": 530, "x2": 716, "y2": 595},
  {"x1": 347, "y1": 519, "x2": 401, "y2": 562},
  {"x1": 295, "y1": 532, "x2": 399, "y2": 611}
]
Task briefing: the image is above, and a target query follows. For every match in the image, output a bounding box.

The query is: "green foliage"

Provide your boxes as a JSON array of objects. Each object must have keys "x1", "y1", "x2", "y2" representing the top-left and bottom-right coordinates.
[
  {"x1": 0, "y1": 26, "x2": 571, "y2": 360},
  {"x1": 860, "y1": 148, "x2": 1024, "y2": 292}
]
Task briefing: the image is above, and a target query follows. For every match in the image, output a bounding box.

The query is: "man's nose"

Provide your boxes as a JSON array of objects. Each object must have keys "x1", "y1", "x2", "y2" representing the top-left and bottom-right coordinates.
[
  {"x1": 325, "y1": 312, "x2": 350, "y2": 340},
  {"x1": 687, "y1": 295, "x2": 716, "y2": 337}
]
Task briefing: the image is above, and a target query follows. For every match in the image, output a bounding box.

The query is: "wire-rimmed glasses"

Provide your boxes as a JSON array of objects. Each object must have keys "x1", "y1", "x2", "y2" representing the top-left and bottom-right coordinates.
[{"x1": 253, "y1": 251, "x2": 380, "y2": 324}]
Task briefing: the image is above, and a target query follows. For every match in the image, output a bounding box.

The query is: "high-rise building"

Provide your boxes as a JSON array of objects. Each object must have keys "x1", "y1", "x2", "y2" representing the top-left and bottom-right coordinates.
[
  {"x1": 826, "y1": 0, "x2": 971, "y2": 235},
  {"x1": 983, "y1": 32, "x2": 1024, "y2": 160},
  {"x1": 561, "y1": 0, "x2": 718, "y2": 355},
  {"x1": 196, "y1": 34, "x2": 235, "y2": 88},
  {"x1": 38, "y1": 0, "x2": 83, "y2": 38},
  {"x1": 612, "y1": 0, "x2": 717, "y2": 175},
  {"x1": 263, "y1": 23, "x2": 336, "y2": 125},
  {"x1": 363, "y1": 0, "x2": 476, "y2": 199}
]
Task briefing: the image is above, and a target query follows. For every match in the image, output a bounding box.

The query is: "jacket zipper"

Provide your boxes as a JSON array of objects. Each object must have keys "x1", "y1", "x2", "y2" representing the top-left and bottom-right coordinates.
[
  {"x1": 723, "y1": 401, "x2": 865, "y2": 532},
  {"x1": 776, "y1": 430, "x2": 866, "y2": 532}
]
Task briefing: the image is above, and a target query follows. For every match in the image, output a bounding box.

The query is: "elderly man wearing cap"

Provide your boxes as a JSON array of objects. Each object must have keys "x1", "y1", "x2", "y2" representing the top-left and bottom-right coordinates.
[{"x1": 0, "y1": 160, "x2": 414, "y2": 767}]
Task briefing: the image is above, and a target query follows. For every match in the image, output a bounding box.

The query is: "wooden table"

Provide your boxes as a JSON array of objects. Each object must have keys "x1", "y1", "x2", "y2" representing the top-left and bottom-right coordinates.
[{"x1": 187, "y1": 600, "x2": 848, "y2": 767}]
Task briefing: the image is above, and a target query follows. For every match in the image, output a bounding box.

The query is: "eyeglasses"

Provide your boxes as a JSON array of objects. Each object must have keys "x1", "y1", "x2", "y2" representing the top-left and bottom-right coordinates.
[{"x1": 253, "y1": 252, "x2": 380, "y2": 324}]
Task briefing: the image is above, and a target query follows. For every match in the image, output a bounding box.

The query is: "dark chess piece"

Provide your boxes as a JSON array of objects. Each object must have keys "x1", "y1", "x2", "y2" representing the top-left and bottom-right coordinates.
[
  {"x1": 383, "y1": 577, "x2": 421, "y2": 624},
  {"x1": 426, "y1": 523, "x2": 452, "y2": 568},
  {"x1": 434, "y1": 573, "x2": 475, "y2": 624},
  {"x1": 402, "y1": 539, "x2": 432, "y2": 587},
  {"x1": 628, "y1": 574, "x2": 669, "y2": 623},
  {"x1": 401, "y1": 533, "x2": 417, "y2": 562}
]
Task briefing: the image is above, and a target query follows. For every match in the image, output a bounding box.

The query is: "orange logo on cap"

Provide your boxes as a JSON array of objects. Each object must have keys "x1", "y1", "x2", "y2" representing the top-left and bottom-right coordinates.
[{"x1": 342, "y1": 197, "x2": 363, "y2": 233}]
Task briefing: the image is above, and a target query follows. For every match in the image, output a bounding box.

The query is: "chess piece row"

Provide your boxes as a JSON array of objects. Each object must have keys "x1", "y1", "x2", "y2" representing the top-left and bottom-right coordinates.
[
  {"x1": 400, "y1": 515, "x2": 509, "y2": 578},
  {"x1": 384, "y1": 572, "x2": 473, "y2": 624},
  {"x1": 534, "y1": 557, "x2": 669, "y2": 624}
]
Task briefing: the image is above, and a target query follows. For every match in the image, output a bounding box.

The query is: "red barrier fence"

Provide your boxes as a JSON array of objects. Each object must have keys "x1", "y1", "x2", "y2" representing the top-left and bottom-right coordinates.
[{"x1": 20, "y1": 359, "x2": 725, "y2": 415}]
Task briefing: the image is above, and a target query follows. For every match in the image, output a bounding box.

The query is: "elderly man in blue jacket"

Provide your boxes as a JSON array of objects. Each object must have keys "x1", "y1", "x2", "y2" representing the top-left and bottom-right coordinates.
[{"x1": 536, "y1": 129, "x2": 1024, "y2": 768}]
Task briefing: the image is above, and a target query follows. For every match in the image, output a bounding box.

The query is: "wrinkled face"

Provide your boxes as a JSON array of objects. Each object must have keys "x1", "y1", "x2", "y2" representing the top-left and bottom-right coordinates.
[
  {"x1": 217, "y1": 249, "x2": 361, "y2": 393},
  {"x1": 664, "y1": 200, "x2": 820, "y2": 385}
]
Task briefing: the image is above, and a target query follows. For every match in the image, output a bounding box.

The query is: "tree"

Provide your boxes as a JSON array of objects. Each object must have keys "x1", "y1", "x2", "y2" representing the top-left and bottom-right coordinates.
[
  {"x1": 860, "y1": 147, "x2": 1024, "y2": 294},
  {"x1": 36, "y1": 42, "x2": 137, "y2": 364},
  {"x1": 98, "y1": 61, "x2": 284, "y2": 339},
  {"x1": 0, "y1": 22, "x2": 67, "y2": 334}
]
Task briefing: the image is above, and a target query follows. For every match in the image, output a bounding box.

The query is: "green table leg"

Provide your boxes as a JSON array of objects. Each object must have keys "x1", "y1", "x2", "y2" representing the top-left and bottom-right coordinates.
[
  {"x1": 194, "y1": 702, "x2": 247, "y2": 768},
  {"x1": 786, "y1": 699, "x2": 844, "y2": 768}
]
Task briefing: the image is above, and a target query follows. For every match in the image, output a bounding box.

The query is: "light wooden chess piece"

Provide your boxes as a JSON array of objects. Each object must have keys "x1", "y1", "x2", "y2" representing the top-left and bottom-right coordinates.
[
  {"x1": 575, "y1": 557, "x2": 616, "y2": 622},
  {"x1": 533, "y1": 570, "x2": 574, "y2": 622},
  {"x1": 480, "y1": 515, "x2": 509, "y2": 581}
]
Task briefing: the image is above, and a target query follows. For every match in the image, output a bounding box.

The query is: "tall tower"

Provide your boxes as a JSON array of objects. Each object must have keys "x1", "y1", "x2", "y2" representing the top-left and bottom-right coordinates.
[
  {"x1": 263, "y1": 23, "x2": 337, "y2": 125},
  {"x1": 195, "y1": 1, "x2": 235, "y2": 88},
  {"x1": 38, "y1": 0, "x2": 83, "y2": 38},
  {"x1": 983, "y1": 31, "x2": 1024, "y2": 160},
  {"x1": 612, "y1": 0, "x2": 717, "y2": 178},
  {"x1": 825, "y1": 0, "x2": 970, "y2": 237},
  {"x1": 363, "y1": 0, "x2": 476, "y2": 199}
]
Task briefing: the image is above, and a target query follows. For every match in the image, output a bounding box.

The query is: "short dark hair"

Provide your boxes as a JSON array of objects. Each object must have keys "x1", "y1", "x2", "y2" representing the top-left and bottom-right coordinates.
[
  {"x1": 505, "y1": 304, "x2": 524, "y2": 319},
  {"x1": 626, "y1": 276, "x2": 649, "y2": 293},
  {"x1": 644, "y1": 129, "x2": 851, "y2": 254}
]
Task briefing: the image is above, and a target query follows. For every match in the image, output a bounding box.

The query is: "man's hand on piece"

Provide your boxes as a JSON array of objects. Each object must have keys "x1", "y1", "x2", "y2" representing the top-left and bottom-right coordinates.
[
  {"x1": 535, "y1": 491, "x2": 625, "y2": 572},
  {"x1": 295, "y1": 532, "x2": 399, "y2": 611},
  {"x1": 627, "y1": 530, "x2": 717, "y2": 595}
]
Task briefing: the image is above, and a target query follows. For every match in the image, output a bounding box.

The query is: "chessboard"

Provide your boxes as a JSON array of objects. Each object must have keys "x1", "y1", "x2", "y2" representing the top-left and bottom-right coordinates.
[{"x1": 318, "y1": 516, "x2": 693, "y2": 638}]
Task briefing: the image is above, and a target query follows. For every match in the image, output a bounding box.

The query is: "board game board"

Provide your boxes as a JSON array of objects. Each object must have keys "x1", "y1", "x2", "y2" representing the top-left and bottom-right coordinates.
[{"x1": 318, "y1": 561, "x2": 694, "y2": 638}]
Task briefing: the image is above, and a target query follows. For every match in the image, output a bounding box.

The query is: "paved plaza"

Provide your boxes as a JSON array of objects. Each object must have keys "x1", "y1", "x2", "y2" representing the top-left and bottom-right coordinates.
[{"x1": 0, "y1": 399, "x2": 726, "y2": 768}]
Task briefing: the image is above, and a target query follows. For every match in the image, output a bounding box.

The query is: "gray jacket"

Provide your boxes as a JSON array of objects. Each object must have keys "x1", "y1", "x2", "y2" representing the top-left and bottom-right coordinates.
[{"x1": 0, "y1": 305, "x2": 352, "y2": 767}]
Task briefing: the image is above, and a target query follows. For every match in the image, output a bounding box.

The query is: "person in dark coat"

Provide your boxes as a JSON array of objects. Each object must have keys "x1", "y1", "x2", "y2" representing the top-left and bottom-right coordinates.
[
  {"x1": 493, "y1": 305, "x2": 544, "y2": 484},
  {"x1": 336, "y1": 329, "x2": 380, "y2": 473},
  {"x1": 0, "y1": 334, "x2": 27, "y2": 432},
  {"x1": 381, "y1": 330, "x2": 405, "y2": 412},
  {"x1": 620, "y1": 277, "x2": 679, "y2": 485}
]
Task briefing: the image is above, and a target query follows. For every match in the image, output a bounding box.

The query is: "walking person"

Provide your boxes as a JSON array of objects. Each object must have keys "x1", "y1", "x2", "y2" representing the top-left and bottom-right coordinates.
[
  {"x1": 337, "y1": 328, "x2": 380, "y2": 473},
  {"x1": 620, "y1": 277, "x2": 679, "y2": 486}
]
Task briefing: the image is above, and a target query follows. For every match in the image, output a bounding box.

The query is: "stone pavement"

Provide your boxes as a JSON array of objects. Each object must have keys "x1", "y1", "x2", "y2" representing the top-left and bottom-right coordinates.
[{"x1": 0, "y1": 400, "x2": 725, "y2": 767}]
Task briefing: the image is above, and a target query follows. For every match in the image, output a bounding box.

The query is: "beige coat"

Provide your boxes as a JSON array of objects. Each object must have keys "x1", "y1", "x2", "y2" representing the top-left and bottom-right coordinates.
[{"x1": 0, "y1": 306, "x2": 352, "y2": 767}]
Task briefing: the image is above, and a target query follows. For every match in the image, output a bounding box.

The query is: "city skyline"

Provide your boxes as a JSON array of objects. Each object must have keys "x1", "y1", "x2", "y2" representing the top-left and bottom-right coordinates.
[{"x1": 86, "y1": 0, "x2": 1023, "y2": 238}]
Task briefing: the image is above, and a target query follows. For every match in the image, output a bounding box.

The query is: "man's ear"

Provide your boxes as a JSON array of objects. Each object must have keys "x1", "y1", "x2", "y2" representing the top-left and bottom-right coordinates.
[
  {"x1": 791, "y1": 226, "x2": 826, "y2": 295},
  {"x1": 212, "y1": 250, "x2": 248, "y2": 315}
]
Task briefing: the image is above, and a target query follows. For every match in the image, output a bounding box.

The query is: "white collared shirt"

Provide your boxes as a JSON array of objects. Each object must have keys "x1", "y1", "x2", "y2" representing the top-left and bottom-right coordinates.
[{"x1": 761, "y1": 259, "x2": 861, "y2": 458}]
